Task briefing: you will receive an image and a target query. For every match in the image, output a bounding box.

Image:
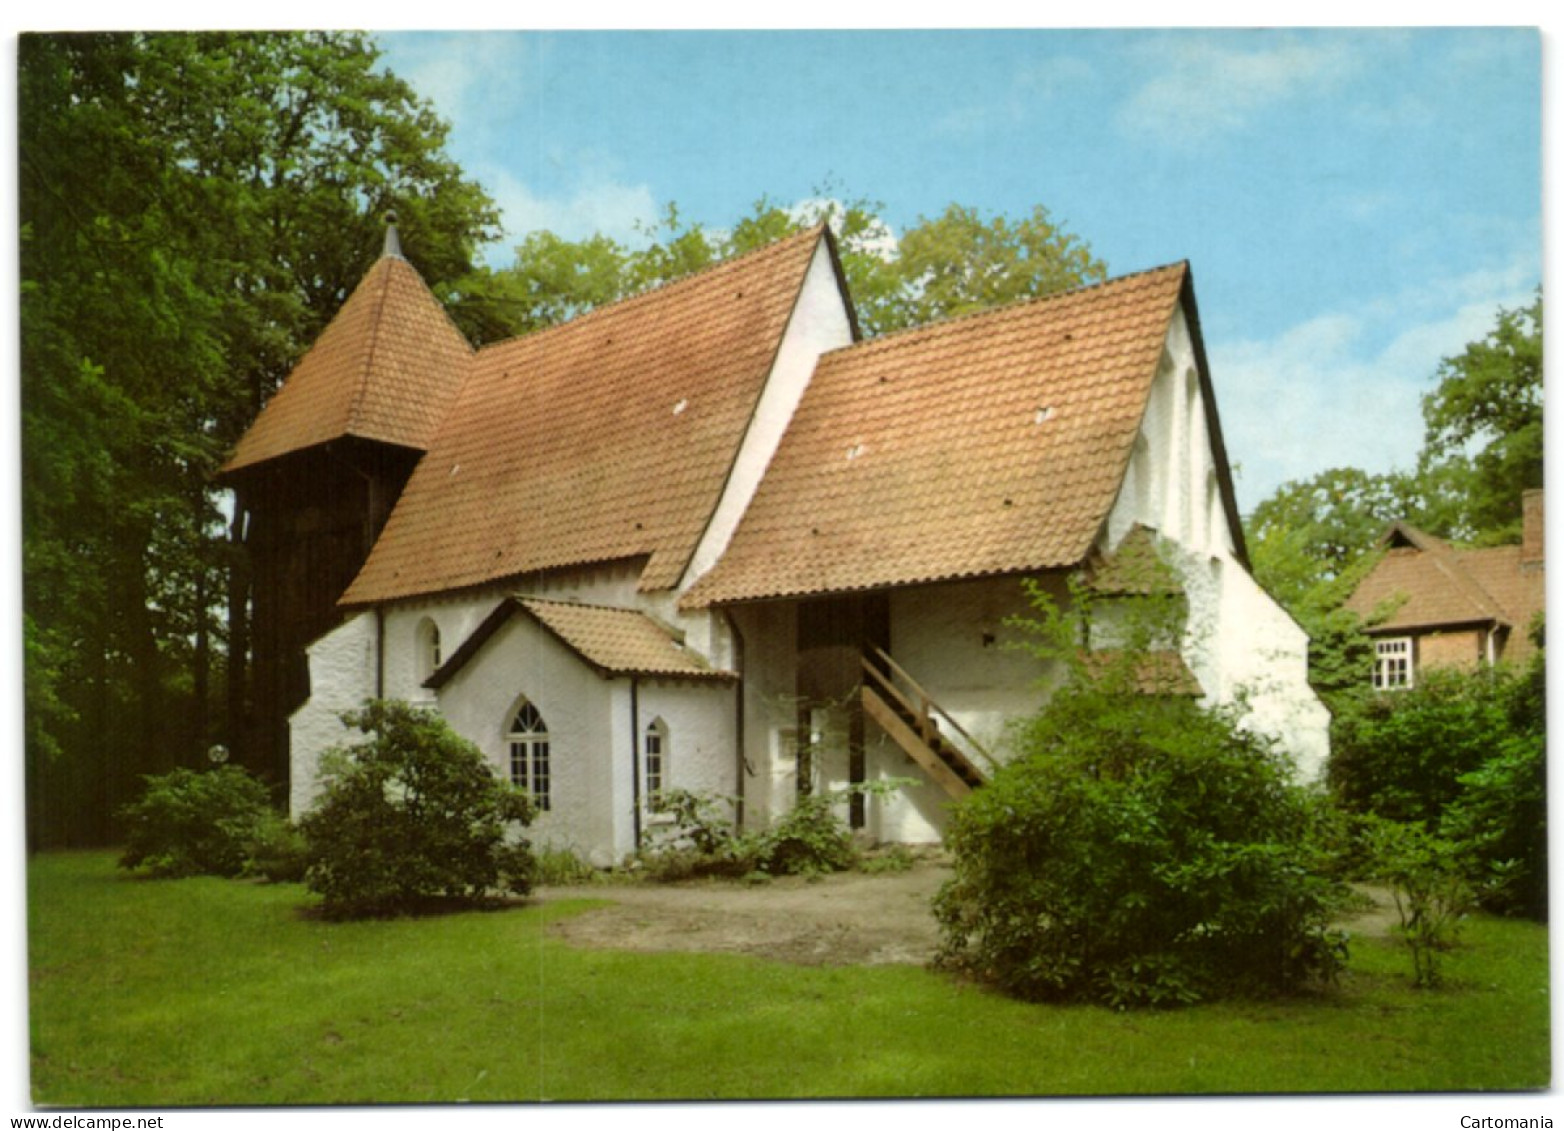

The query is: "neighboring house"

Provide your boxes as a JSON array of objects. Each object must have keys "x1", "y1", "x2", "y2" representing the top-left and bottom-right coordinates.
[
  {"x1": 219, "y1": 222, "x2": 1329, "y2": 863},
  {"x1": 1345, "y1": 489, "x2": 1545, "y2": 690}
]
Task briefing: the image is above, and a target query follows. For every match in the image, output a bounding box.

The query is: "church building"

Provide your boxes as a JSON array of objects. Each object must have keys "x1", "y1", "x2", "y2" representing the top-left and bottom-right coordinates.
[{"x1": 219, "y1": 221, "x2": 1328, "y2": 863}]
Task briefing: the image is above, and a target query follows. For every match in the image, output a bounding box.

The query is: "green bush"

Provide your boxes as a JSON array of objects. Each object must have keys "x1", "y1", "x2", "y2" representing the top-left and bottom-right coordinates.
[
  {"x1": 118, "y1": 765, "x2": 277, "y2": 878},
  {"x1": 299, "y1": 701, "x2": 536, "y2": 918},
  {"x1": 935, "y1": 688, "x2": 1348, "y2": 1007},
  {"x1": 1328, "y1": 641, "x2": 1547, "y2": 920},
  {"x1": 638, "y1": 787, "x2": 871, "y2": 881},
  {"x1": 242, "y1": 811, "x2": 309, "y2": 883},
  {"x1": 639, "y1": 789, "x2": 757, "y2": 880},
  {"x1": 1443, "y1": 731, "x2": 1547, "y2": 918},
  {"x1": 753, "y1": 793, "x2": 857, "y2": 877},
  {"x1": 1328, "y1": 668, "x2": 1513, "y2": 825},
  {"x1": 1359, "y1": 816, "x2": 1473, "y2": 988}
]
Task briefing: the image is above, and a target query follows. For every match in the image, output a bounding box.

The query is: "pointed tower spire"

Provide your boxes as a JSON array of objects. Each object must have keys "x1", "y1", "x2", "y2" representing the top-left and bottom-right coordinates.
[{"x1": 382, "y1": 209, "x2": 404, "y2": 260}]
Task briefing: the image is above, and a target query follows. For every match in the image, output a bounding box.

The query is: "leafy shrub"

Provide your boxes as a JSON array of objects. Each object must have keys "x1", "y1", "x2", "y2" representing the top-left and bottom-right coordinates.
[
  {"x1": 1359, "y1": 816, "x2": 1473, "y2": 988},
  {"x1": 640, "y1": 789, "x2": 757, "y2": 880},
  {"x1": 1328, "y1": 668, "x2": 1513, "y2": 825},
  {"x1": 118, "y1": 765, "x2": 277, "y2": 878},
  {"x1": 638, "y1": 786, "x2": 874, "y2": 881},
  {"x1": 1328, "y1": 640, "x2": 1547, "y2": 920},
  {"x1": 242, "y1": 811, "x2": 309, "y2": 883},
  {"x1": 858, "y1": 844, "x2": 917, "y2": 874},
  {"x1": 935, "y1": 687, "x2": 1348, "y2": 1007},
  {"x1": 299, "y1": 701, "x2": 535, "y2": 918},
  {"x1": 753, "y1": 793, "x2": 856, "y2": 877},
  {"x1": 1443, "y1": 731, "x2": 1547, "y2": 918},
  {"x1": 650, "y1": 789, "x2": 745, "y2": 856}
]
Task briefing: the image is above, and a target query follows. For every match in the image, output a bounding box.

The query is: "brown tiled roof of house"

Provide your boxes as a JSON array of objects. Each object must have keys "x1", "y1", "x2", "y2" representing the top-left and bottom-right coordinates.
[
  {"x1": 425, "y1": 596, "x2": 735, "y2": 689},
  {"x1": 1085, "y1": 524, "x2": 1183, "y2": 596},
  {"x1": 1080, "y1": 649, "x2": 1203, "y2": 696},
  {"x1": 682, "y1": 262, "x2": 1189, "y2": 607},
  {"x1": 1346, "y1": 519, "x2": 1545, "y2": 663},
  {"x1": 221, "y1": 252, "x2": 475, "y2": 475},
  {"x1": 521, "y1": 598, "x2": 735, "y2": 680},
  {"x1": 340, "y1": 226, "x2": 828, "y2": 607}
]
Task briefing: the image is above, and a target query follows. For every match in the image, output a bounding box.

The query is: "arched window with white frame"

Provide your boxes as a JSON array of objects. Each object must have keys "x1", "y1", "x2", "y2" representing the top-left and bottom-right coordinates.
[
  {"x1": 644, "y1": 718, "x2": 669, "y2": 810},
  {"x1": 507, "y1": 699, "x2": 551, "y2": 811}
]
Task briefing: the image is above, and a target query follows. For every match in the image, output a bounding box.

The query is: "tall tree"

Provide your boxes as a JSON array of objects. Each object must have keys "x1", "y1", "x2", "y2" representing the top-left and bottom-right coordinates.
[
  {"x1": 20, "y1": 32, "x2": 501, "y2": 846},
  {"x1": 473, "y1": 192, "x2": 1107, "y2": 339},
  {"x1": 1419, "y1": 293, "x2": 1543, "y2": 543}
]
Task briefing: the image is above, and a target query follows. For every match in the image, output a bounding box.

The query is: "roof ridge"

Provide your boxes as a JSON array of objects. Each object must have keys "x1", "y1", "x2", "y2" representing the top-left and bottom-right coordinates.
[
  {"x1": 345, "y1": 255, "x2": 396, "y2": 436},
  {"x1": 823, "y1": 259, "x2": 1188, "y2": 359},
  {"x1": 517, "y1": 594, "x2": 635, "y2": 613},
  {"x1": 1395, "y1": 524, "x2": 1509, "y2": 623},
  {"x1": 474, "y1": 223, "x2": 825, "y2": 359}
]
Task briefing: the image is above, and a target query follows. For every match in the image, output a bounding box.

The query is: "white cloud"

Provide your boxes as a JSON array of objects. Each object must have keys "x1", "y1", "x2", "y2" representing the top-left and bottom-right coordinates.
[
  {"x1": 477, "y1": 169, "x2": 660, "y2": 266},
  {"x1": 380, "y1": 32, "x2": 527, "y2": 126},
  {"x1": 1213, "y1": 262, "x2": 1537, "y2": 513},
  {"x1": 1117, "y1": 33, "x2": 1363, "y2": 143}
]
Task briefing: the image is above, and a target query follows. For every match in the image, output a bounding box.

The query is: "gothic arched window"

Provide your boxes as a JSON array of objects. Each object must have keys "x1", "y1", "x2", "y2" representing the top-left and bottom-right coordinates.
[{"x1": 506, "y1": 699, "x2": 551, "y2": 811}]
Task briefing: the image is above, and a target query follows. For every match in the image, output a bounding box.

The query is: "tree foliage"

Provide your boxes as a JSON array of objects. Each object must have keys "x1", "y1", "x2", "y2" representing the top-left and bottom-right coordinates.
[
  {"x1": 299, "y1": 701, "x2": 536, "y2": 918},
  {"x1": 935, "y1": 684, "x2": 1347, "y2": 1007},
  {"x1": 1331, "y1": 625, "x2": 1547, "y2": 921},
  {"x1": 1419, "y1": 293, "x2": 1543, "y2": 544},
  {"x1": 117, "y1": 765, "x2": 279, "y2": 879},
  {"x1": 1247, "y1": 296, "x2": 1543, "y2": 700},
  {"x1": 470, "y1": 192, "x2": 1107, "y2": 339},
  {"x1": 20, "y1": 32, "x2": 501, "y2": 845}
]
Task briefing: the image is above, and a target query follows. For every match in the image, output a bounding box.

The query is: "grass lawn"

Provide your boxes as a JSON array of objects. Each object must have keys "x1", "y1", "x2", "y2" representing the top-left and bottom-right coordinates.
[{"x1": 26, "y1": 851, "x2": 1550, "y2": 1105}]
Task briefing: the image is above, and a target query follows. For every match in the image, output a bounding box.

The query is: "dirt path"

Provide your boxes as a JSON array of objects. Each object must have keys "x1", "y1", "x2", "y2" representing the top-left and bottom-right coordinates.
[
  {"x1": 540, "y1": 862, "x2": 950, "y2": 967},
  {"x1": 538, "y1": 867, "x2": 1401, "y2": 968}
]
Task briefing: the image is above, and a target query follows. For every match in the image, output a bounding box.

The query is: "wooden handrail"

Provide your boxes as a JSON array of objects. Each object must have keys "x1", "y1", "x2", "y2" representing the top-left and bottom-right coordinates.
[{"x1": 863, "y1": 646, "x2": 996, "y2": 772}]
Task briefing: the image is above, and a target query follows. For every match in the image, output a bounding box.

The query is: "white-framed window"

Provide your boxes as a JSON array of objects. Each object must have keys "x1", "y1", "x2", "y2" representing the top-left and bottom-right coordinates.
[
  {"x1": 416, "y1": 617, "x2": 442, "y2": 684},
  {"x1": 1373, "y1": 637, "x2": 1415, "y2": 691},
  {"x1": 507, "y1": 700, "x2": 551, "y2": 810},
  {"x1": 644, "y1": 718, "x2": 669, "y2": 809}
]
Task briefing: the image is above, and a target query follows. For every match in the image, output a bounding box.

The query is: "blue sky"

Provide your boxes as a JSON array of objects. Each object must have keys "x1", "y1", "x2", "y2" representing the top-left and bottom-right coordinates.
[{"x1": 375, "y1": 27, "x2": 1541, "y2": 514}]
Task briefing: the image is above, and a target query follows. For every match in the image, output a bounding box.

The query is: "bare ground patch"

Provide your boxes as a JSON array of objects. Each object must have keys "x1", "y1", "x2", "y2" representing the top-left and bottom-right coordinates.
[
  {"x1": 538, "y1": 866, "x2": 1400, "y2": 968},
  {"x1": 538, "y1": 861, "x2": 950, "y2": 966}
]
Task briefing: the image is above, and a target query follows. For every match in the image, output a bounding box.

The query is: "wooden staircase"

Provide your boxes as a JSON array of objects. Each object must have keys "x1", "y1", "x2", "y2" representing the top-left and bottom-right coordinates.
[{"x1": 860, "y1": 647, "x2": 991, "y2": 800}]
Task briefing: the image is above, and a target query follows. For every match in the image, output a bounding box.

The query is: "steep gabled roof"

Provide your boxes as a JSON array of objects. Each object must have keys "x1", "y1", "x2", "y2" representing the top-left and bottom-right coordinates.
[
  {"x1": 1346, "y1": 520, "x2": 1545, "y2": 655},
  {"x1": 340, "y1": 226, "x2": 829, "y2": 607},
  {"x1": 221, "y1": 249, "x2": 475, "y2": 476},
  {"x1": 425, "y1": 596, "x2": 735, "y2": 689},
  {"x1": 682, "y1": 263, "x2": 1189, "y2": 607}
]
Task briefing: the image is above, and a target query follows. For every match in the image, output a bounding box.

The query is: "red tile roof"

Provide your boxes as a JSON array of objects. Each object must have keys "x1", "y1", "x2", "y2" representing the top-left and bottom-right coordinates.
[
  {"x1": 520, "y1": 598, "x2": 735, "y2": 680},
  {"x1": 682, "y1": 263, "x2": 1189, "y2": 607},
  {"x1": 1346, "y1": 520, "x2": 1546, "y2": 664},
  {"x1": 1081, "y1": 649, "x2": 1203, "y2": 696},
  {"x1": 426, "y1": 596, "x2": 735, "y2": 688},
  {"x1": 221, "y1": 253, "x2": 474, "y2": 475},
  {"x1": 340, "y1": 226, "x2": 827, "y2": 607},
  {"x1": 1086, "y1": 525, "x2": 1183, "y2": 596}
]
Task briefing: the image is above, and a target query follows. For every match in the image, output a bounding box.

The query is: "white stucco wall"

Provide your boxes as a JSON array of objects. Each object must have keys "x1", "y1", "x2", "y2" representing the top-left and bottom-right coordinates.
[
  {"x1": 1102, "y1": 306, "x2": 1330, "y2": 779},
  {"x1": 292, "y1": 558, "x2": 743, "y2": 862},
  {"x1": 288, "y1": 611, "x2": 378, "y2": 819},
  {"x1": 867, "y1": 574, "x2": 1072, "y2": 842},
  {"x1": 636, "y1": 679, "x2": 739, "y2": 828},
  {"x1": 726, "y1": 601, "x2": 800, "y2": 831},
  {"x1": 680, "y1": 239, "x2": 856, "y2": 595},
  {"x1": 435, "y1": 611, "x2": 625, "y2": 863}
]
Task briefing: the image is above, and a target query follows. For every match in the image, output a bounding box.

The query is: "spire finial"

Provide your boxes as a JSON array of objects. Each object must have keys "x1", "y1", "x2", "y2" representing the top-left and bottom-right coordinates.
[{"x1": 382, "y1": 210, "x2": 404, "y2": 259}]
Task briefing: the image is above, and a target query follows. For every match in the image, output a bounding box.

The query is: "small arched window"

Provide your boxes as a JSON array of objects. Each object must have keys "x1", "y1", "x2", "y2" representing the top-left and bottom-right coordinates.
[
  {"x1": 644, "y1": 718, "x2": 669, "y2": 808},
  {"x1": 416, "y1": 617, "x2": 442, "y2": 684},
  {"x1": 507, "y1": 700, "x2": 551, "y2": 811}
]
